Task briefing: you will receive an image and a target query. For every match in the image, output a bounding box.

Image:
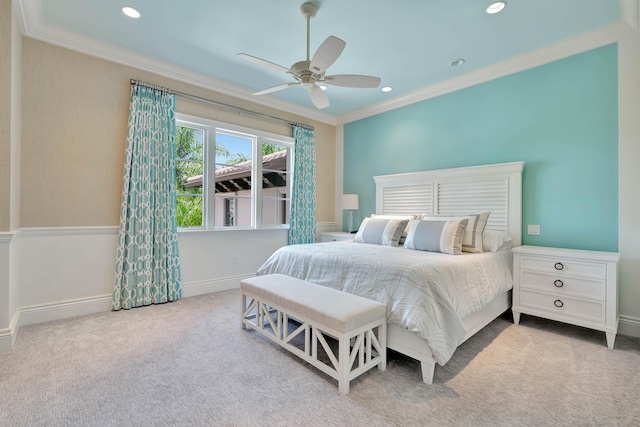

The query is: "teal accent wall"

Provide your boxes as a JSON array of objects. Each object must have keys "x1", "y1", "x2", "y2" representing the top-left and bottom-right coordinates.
[{"x1": 344, "y1": 44, "x2": 618, "y2": 251}]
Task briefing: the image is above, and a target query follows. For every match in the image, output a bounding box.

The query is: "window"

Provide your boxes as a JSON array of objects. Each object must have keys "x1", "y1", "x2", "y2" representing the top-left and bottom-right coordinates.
[
  {"x1": 175, "y1": 126, "x2": 205, "y2": 226},
  {"x1": 175, "y1": 113, "x2": 293, "y2": 230}
]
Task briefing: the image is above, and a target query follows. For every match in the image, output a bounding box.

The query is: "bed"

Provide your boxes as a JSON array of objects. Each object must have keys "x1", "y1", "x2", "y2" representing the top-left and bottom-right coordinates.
[{"x1": 257, "y1": 161, "x2": 525, "y2": 383}]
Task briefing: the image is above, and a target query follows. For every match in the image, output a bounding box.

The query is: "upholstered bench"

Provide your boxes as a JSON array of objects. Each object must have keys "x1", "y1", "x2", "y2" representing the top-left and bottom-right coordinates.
[{"x1": 240, "y1": 273, "x2": 387, "y2": 394}]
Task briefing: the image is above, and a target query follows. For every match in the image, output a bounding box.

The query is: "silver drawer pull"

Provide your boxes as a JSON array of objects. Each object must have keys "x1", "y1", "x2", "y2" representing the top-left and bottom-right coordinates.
[
  {"x1": 554, "y1": 279, "x2": 564, "y2": 288},
  {"x1": 554, "y1": 262, "x2": 564, "y2": 271},
  {"x1": 554, "y1": 299, "x2": 564, "y2": 308}
]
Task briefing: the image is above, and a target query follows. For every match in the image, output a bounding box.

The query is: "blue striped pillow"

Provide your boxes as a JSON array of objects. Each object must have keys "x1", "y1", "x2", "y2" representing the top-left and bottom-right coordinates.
[
  {"x1": 404, "y1": 218, "x2": 469, "y2": 255},
  {"x1": 421, "y1": 212, "x2": 489, "y2": 253},
  {"x1": 354, "y1": 217, "x2": 409, "y2": 247}
]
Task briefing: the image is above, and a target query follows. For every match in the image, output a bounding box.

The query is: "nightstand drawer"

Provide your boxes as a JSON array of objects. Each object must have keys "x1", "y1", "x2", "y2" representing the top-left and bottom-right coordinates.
[
  {"x1": 520, "y1": 289, "x2": 605, "y2": 323},
  {"x1": 520, "y1": 270, "x2": 605, "y2": 300},
  {"x1": 318, "y1": 232, "x2": 354, "y2": 242},
  {"x1": 520, "y1": 255, "x2": 606, "y2": 279}
]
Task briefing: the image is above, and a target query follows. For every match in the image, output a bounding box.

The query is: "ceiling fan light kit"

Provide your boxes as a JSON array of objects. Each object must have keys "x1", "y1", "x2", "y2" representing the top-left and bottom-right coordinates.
[{"x1": 237, "y1": 2, "x2": 381, "y2": 109}]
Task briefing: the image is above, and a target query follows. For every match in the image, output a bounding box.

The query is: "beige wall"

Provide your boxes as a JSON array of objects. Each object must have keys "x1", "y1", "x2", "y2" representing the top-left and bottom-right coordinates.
[
  {"x1": 10, "y1": 2, "x2": 21, "y2": 232},
  {"x1": 20, "y1": 38, "x2": 336, "y2": 227},
  {"x1": 0, "y1": 0, "x2": 12, "y2": 232}
]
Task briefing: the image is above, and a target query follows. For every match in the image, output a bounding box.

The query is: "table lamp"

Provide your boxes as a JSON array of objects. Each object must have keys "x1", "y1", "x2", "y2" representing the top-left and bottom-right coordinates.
[{"x1": 342, "y1": 194, "x2": 359, "y2": 233}]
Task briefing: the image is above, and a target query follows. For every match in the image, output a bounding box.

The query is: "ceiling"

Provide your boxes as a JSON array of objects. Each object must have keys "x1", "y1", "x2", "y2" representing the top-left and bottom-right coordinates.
[{"x1": 15, "y1": 0, "x2": 635, "y2": 121}]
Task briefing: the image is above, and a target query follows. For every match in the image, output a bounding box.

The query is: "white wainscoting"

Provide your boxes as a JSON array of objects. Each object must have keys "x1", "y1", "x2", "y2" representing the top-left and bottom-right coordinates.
[
  {"x1": 0, "y1": 232, "x2": 18, "y2": 352},
  {"x1": 1, "y1": 226, "x2": 290, "y2": 351},
  {"x1": 4, "y1": 223, "x2": 638, "y2": 352}
]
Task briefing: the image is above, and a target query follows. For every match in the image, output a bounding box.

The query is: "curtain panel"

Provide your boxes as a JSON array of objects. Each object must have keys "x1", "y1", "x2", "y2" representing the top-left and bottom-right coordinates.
[
  {"x1": 113, "y1": 84, "x2": 182, "y2": 310},
  {"x1": 288, "y1": 126, "x2": 317, "y2": 245}
]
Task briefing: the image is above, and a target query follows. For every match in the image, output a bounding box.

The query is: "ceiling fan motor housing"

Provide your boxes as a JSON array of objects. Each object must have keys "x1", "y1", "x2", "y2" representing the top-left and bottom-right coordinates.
[{"x1": 290, "y1": 60, "x2": 323, "y2": 88}]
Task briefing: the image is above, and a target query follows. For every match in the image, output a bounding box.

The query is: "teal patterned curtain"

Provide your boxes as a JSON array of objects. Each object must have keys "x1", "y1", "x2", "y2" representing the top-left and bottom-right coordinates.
[
  {"x1": 288, "y1": 126, "x2": 317, "y2": 245},
  {"x1": 112, "y1": 83, "x2": 182, "y2": 310}
]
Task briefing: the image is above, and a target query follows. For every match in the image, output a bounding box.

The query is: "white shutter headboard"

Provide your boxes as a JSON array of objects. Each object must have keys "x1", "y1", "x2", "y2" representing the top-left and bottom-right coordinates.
[{"x1": 373, "y1": 162, "x2": 525, "y2": 246}]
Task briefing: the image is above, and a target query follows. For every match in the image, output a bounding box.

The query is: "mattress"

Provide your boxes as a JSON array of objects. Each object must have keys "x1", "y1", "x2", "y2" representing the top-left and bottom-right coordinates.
[{"x1": 257, "y1": 241, "x2": 513, "y2": 365}]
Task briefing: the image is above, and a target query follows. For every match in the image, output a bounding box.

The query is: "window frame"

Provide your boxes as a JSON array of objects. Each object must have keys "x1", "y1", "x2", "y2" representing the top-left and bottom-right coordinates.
[
  {"x1": 175, "y1": 122, "x2": 206, "y2": 229},
  {"x1": 175, "y1": 112, "x2": 294, "y2": 231}
]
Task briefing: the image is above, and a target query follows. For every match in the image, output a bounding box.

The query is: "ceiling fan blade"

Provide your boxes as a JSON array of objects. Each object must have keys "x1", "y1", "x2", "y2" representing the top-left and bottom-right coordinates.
[
  {"x1": 323, "y1": 74, "x2": 381, "y2": 88},
  {"x1": 237, "y1": 53, "x2": 290, "y2": 74},
  {"x1": 253, "y1": 82, "x2": 299, "y2": 96},
  {"x1": 308, "y1": 85, "x2": 329, "y2": 109},
  {"x1": 309, "y1": 36, "x2": 346, "y2": 75}
]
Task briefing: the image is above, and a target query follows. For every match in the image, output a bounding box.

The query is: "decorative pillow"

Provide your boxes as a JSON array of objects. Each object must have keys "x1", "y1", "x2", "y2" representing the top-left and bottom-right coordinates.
[
  {"x1": 482, "y1": 230, "x2": 513, "y2": 252},
  {"x1": 354, "y1": 217, "x2": 409, "y2": 247},
  {"x1": 404, "y1": 218, "x2": 469, "y2": 255},
  {"x1": 371, "y1": 214, "x2": 419, "y2": 244},
  {"x1": 421, "y1": 212, "x2": 490, "y2": 253}
]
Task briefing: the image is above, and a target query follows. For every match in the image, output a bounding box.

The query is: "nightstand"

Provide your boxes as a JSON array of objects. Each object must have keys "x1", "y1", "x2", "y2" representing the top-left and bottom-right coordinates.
[
  {"x1": 318, "y1": 231, "x2": 354, "y2": 242},
  {"x1": 512, "y1": 245, "x2": 620, "y2": 349}
]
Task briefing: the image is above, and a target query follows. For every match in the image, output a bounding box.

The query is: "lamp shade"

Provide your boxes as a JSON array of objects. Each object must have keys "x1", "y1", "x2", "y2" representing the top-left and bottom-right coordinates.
[{"x1": 341, "y1": 194, "x2": 359, "y2": 210}]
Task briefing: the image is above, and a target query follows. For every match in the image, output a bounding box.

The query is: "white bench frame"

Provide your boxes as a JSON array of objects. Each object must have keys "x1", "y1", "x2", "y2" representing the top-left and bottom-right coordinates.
[{"x1": 241, "y1": 289, "x2": 386, "y2": 394}]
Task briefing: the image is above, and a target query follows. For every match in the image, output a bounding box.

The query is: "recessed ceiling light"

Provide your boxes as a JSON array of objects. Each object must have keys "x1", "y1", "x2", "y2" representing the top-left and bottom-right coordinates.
[
  {"x1": 450, "y1": 58, "x2": 465, "y2": 67},
  {"x1": 486, "y1": 1, "x2": 506, "y2": 14},
  {"x1": 319, "y1": 85, "x2": 327, "y2": 91},
  {"x1": 122, "y1": 6, "x2": 141, "y2": 19},
  {"x1": 381, "y1": 87, "x2": 393, "y2": 93}
]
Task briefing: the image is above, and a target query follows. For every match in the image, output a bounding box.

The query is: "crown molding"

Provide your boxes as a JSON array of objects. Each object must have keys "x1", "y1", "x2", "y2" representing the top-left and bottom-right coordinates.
[
  {"x1": 15, "y1": 0, "x2": 337, "y2": 126},
  {"x1": 338, "y1": 17, "x2": 639, "y2": 125},
  {"x1": 622, "y1": 0, "x2": 640, "y2": 30}
]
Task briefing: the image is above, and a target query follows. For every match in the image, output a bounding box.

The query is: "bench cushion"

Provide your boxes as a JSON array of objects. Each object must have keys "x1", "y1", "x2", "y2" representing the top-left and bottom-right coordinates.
[{"x1": 242, "y1": 274, "x2": 386, "y2": 333}]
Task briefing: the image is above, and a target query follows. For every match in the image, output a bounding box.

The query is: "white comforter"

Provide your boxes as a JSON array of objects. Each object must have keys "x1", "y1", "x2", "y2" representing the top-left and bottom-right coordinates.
[{"x1": 256, "y1": 241, "x2": 513, "y2": 365}]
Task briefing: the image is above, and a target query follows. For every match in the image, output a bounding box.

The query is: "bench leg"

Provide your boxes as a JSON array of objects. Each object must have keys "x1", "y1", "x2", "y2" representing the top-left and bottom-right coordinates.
[
  {"x1": 379, "y1": 322, "x2": 387, "y2": 371},
  {"x1": 240, "y1": 292, "x2": 247, "y2": 330},
  {"x1": 339, "y1": 335, "x2": 350, "y2": 394}
]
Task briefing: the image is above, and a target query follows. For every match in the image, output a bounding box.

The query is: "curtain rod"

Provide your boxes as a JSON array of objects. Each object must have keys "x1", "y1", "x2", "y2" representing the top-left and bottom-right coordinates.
[{"x1": 130, "y1": 79, "x2": 314, "y2": 131}]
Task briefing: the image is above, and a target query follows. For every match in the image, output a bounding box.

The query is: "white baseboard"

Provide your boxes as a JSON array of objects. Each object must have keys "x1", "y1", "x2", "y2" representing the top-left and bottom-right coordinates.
[
  {"x1": 19, "y1": 294, "x2": 114, "y2": 327},
  {"x1": 0, "y1": 275, "x2": 250, "y2": 352},
  {"x1": 0, "y1": 333, "x2": 13, "y2": 352},
  {"x1": 0, "y1": 309, "x2": 20, "y2": 352},
  {"x1": 619, "y1": 315, "x2": 640, "y2": 339},
  {"x1": 181, "y1": 274, "x2": 249, "y2": 298},
  {"x1": 18, "y1": 275, "x2": 250, "y2": 327}
]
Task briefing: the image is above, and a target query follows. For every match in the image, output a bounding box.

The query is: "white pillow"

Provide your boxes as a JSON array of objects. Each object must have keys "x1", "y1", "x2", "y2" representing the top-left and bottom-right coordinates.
[
  {"x1": 404, "y1": 218, "x2": 469, "y2": 255},
  {"x1": 482, "y1": 230, "x2": 513, "y2": 252},
  {"x1": 421, "y1": 212, "x2": 489, "y2": 253},
  {"x1": 354, "y1": 217, "x2": 409, "y2": 247}
]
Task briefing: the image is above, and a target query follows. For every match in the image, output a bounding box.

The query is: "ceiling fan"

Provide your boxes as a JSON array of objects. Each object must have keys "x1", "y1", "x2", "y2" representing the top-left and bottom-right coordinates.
[{"x1": 237, "y1": 2, "x2": 381, "y2": 110}]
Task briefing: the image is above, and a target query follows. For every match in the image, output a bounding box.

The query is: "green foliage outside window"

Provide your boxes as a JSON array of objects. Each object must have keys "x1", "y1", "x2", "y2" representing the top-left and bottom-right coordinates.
[
  {"x1": 176, "y1": 126, "x2": 204, "y2": 227},
  {"x1": 175, "y1": 124, "x2": 288, "y2": 228}
]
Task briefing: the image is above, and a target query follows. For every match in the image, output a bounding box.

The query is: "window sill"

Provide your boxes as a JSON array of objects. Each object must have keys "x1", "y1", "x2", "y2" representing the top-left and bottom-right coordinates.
[{"x1": 177, "y1": 226, "x2": 289, "y2": 234}]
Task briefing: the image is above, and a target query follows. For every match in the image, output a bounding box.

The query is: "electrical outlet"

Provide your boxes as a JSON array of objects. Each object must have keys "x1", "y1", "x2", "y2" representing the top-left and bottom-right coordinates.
[
  {"x1": 527, "y1": 224, "x2": 540, "y2": 236},
  {"x1": 233, "y1": 256, "x2": 239, "y2": 265}
]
